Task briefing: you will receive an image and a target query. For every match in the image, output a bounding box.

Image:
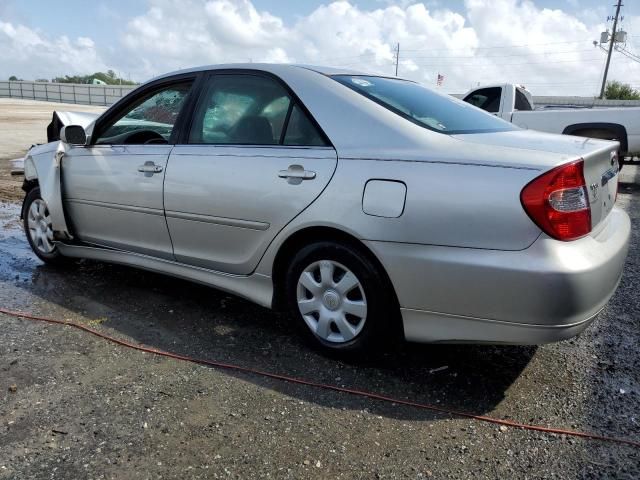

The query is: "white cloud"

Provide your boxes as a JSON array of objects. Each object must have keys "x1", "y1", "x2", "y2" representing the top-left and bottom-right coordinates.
[
  {"x1": 116, "y1": 0, "x2": 639, "y2": 94},
  {"x1": 1, "y1": 0, "x2": 639, "y2": 95},
  {"x1": 0, "y1": 20, "x2": 107, "y2": 80}
]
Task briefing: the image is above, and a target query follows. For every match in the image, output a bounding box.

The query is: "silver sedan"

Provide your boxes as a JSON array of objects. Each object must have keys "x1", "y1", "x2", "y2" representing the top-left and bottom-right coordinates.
[{"x1": 21, "y1": 64, "x2": 630, "y2": 354}]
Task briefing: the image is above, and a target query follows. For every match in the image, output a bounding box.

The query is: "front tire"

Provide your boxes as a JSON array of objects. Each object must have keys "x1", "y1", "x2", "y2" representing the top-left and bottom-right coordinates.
[
  {"x1": 285, "y1": 241, "x2": 400, "y2": 355},
  {"x1": 23, "y1": 188, "x2": 68, "y2": 265}
]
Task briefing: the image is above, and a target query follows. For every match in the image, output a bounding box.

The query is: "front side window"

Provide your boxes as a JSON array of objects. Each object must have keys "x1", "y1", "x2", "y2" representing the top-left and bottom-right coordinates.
[
  {"x1": 189, "y1": 74, "x2": 329, "y2": 146},
  {"x1": 95, "y1": 82, "x2": 193, "y2": 145},
  {"x1": 332, "y1": 76, "x2": 515, "y2": 134}
]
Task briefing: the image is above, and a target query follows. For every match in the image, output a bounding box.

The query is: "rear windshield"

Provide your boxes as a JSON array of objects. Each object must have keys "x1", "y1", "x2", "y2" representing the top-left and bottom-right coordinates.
[{"x1": 332, "y1": 75, "x2": 517, "y2": 135}]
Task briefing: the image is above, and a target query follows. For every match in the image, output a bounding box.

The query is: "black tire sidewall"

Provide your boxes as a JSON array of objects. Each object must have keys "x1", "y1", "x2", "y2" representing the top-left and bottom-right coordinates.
[
  {"x1": 285, "y1": 241, "x2": 398, "y2": 354},
  {"x1": 23, "y1": 188, "x2": 64, "y2": 264}
]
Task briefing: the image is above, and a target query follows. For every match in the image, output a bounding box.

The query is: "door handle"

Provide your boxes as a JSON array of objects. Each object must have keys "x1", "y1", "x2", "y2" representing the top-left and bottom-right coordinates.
[
  {"x1": 278, "y1": 164, "x2": 316, "y2": 185},
  {"x1": 137, "y1": 161, "x2": 163, "y2": 176}
]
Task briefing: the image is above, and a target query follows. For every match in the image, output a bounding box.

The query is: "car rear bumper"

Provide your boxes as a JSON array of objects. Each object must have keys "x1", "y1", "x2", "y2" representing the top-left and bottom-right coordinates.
[
  {"x1": 365, "y1": 207, "x2": 630, "y2": 344},
  {"x1": 399, "y1": 307, "x2": 599, "y2": 344}
]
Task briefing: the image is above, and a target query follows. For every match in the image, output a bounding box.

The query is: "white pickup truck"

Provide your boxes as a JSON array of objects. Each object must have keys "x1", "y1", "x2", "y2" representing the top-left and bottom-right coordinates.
[{"x1": 462, "y1": 83, "x2": 640, "y2": 160}]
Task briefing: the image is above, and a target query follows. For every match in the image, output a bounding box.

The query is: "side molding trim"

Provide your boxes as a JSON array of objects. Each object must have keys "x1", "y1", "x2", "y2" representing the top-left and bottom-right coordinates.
[
  {"x1": 56, "y1": 243, "x2": 274, "y2": 308},
  {"x1": 165, "y1": 210, "x2": 270, "y2": 230}
]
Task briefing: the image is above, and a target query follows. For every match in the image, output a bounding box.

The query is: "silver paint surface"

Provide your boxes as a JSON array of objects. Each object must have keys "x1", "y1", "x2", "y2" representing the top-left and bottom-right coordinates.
[{"x1": 22, "y1": 63, "x2": 631, "y2": 345}]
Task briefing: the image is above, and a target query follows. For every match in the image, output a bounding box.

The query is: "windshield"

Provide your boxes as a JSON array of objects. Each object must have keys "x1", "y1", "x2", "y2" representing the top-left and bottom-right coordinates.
[{"x1": 332, "y1": 75, "x2": 517, "y2": 135}]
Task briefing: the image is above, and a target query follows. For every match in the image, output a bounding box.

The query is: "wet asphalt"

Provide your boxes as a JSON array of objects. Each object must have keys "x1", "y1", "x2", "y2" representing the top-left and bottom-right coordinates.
[{"x1": 0, "y1": 177, "x2": 639, "y2": 479}]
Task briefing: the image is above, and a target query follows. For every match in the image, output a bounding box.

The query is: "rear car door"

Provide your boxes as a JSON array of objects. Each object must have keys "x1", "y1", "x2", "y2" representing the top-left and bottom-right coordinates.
[
  {"x1": 164, "y1": 71, "x2": 337, "y2": 274},
  {"x1": 61, "y1": 77, "x2": 195, "y2": 259}
]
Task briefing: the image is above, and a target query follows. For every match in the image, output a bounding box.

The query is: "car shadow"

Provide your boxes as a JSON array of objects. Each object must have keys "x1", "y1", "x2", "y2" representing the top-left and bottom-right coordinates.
[
  {"x1": 8, "y1": 254, "x2": 535, "y2": 422},
  {"x1": 0, "y1": 200, "x2": 536, "y2": 422}
]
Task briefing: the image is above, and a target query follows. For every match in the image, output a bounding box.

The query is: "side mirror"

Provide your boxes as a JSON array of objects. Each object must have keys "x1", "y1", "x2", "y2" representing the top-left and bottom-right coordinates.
[{"x1": 60, "y1": 125, "x2": 87, "y2": 146}]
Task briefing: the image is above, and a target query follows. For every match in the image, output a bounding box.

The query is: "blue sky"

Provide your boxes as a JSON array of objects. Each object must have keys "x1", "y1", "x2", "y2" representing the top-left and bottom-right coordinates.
[
  {"x1": 1, "y1": 0, "x2": 639, "y2": 94},
  {"x1": 5, "y1": 0, "x2": 638, "y2": 46}
]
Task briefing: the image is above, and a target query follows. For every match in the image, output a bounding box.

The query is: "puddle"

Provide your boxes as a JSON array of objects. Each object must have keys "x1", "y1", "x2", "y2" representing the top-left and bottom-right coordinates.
[{"x1": 0, "y1": 201, "x2": 41, "y2": 281}]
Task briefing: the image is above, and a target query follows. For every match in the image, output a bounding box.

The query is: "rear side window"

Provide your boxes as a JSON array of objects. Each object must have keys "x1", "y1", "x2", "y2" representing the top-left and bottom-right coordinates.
[
  {"x1": 515, "y1": 89, "x2": 533, "y2": 111},
  {"x1": 284, "y1": 104, "x2": 327, "y2": 146},
  {"x1": 463, "y1": 87, "x2": 502, "y2": 113},
  {"x1": 188, "y1": 74, "x2": 328, "y2": 146}
]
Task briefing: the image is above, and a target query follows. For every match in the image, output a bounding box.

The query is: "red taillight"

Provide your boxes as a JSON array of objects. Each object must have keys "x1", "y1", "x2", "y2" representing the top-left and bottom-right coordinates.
[{"x1": 521, "y1": 160, "x2": 591, "y2": 241}]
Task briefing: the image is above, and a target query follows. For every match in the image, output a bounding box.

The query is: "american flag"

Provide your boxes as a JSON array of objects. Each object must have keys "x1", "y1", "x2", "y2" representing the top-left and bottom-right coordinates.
[{"x1": 436, "y1": 73, "x2": 444, "y2": 87}]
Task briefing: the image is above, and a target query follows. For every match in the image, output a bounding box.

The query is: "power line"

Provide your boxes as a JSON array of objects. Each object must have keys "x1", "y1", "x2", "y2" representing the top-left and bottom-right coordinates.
[
  {"x1": 521, "y1": 80, "x2": 640, "y2": 85},
  {"x1": 402, "y1": 57, "x2": 606, "y2": 68},
  {"x1": 333, "y1": 55, "x2": 608, "y2": 67},
  {"x1": 615, "y1": 45, "x2": 640, "y2": 63},
  {"x1": 312, "y1": 39, "x2": 596, "y2": 64},
  {"x1": 316, "y1": 48, "x2": 594, "y2": 65},
  {"x1": 304, "y1": 39, "x2": 615, "y2": 66},
  {"x1": 408, "y1": 48, "x2": 595, "y2": 60},
  {"x1": 401, "y1": 39, "x2": 593, "y2": 52}
]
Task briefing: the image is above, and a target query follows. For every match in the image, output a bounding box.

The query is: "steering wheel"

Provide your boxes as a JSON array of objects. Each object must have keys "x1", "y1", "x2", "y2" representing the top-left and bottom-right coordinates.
[
  {"x1": 144, "y1": 137, "x2": 169, "y2": 145},
  {"x1": 124, "y1": 129, "x2": 167, "y2": 145}
]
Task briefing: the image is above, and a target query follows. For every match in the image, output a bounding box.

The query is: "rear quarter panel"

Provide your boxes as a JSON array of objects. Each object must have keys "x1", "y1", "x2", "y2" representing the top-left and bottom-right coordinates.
[{"x1": 256, "y1": 158, "x2": 543, "y2": 276}]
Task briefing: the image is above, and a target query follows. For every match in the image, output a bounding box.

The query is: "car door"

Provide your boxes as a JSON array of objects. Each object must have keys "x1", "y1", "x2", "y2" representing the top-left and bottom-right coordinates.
[
  {"x1": 164, "y1": 71, "x2": 338, "y2": 275},
  {"x1": 61, "y1": 77, "x2": 196, "y2": 260}
]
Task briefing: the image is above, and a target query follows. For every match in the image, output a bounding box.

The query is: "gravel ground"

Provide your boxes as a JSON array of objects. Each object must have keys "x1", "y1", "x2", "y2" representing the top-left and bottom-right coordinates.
[{"x1": 0, "y1": 100, "x2": 638, "y2": 479}]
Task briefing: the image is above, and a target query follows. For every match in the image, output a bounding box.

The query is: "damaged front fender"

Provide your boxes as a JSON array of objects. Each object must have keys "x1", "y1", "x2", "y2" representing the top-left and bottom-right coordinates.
[
  {"x1": 20, "y1": 108, "x2": 100, "y2": 240},
  {"x1": 22, "y1": 141, "x2": 73, "y2": 240}
]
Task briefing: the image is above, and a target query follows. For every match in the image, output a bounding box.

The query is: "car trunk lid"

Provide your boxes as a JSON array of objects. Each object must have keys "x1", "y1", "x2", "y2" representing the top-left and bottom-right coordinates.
[{"x1": 582, "y1": 143, "x2": 620, "y2": 231}]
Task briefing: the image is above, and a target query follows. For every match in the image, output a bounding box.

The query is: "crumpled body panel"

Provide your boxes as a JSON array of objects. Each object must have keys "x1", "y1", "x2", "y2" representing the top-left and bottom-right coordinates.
[{"x1": 23, "y1": 141, "x2": 72, "y2": 240}]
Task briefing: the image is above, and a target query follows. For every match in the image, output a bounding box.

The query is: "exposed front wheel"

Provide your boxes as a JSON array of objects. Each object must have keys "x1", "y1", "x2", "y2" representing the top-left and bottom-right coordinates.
[
  {"x1": 285, "y1": 241, "x2": 400, "y2": 355},
  {"x1": 23, "y1": 188, "x2": 68, "y2": 265}
]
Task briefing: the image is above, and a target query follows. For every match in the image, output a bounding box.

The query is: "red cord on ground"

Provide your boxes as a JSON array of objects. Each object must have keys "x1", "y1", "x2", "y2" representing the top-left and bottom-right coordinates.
[{"x1": 1, "y1": 307, "x2": 639, "y2": 450}]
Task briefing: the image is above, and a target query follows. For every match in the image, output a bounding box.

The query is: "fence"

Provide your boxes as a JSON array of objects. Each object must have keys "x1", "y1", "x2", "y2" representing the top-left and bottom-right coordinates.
[
  {"x1": 2, "y1": 80, "x2": 640, "y2": 109},
  {"x1": 0, "y1": 81, "x2": 137, "y2": 106}
]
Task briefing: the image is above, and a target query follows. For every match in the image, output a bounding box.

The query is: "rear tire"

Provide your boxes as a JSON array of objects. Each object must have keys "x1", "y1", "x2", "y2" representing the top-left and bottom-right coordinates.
[
  {"x1": 285, "y1": 241, "x2": 400, "y2": 356},
  {"x1": 23, "y1": 187, "x2": 69, "y2": 265}
]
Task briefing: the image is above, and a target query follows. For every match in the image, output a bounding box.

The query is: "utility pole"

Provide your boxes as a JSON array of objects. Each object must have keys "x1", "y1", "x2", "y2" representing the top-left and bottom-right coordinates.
[
  {"x1": 394, "y1": 43, "x2": 400, "y2": 76},
  {"x1": 600, "y1": 0, "x2": 623, "y2": 99}
]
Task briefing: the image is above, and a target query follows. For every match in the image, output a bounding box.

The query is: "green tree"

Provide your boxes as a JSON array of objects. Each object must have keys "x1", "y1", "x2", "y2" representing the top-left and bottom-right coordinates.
[
  {"x1": 605, "y1": 81, "x2": 640, "y2": 100},
  {"x1": 8, "y1": 75, "x2": 20, "y2": 81},
  {"x1": 53, "y1": 72, "x2": 137, "y2": 86}
]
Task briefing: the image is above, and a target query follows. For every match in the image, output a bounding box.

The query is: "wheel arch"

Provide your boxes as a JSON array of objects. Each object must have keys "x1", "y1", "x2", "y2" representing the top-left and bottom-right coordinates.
[
  {"x1": 20, "y1": 179, "x2": 39, "y2": 219},
  {"x1": 270, "y1": 226, "x2": 401, "y2": 320},
  {"x1": 562, "y1": 122, "x2": 628, "y2": 153}
]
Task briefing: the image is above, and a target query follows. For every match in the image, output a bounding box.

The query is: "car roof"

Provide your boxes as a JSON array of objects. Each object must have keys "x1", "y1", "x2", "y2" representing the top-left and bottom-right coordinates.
[{"x1": 150, "y1": 63, "x2": 369, "y2": 83}]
